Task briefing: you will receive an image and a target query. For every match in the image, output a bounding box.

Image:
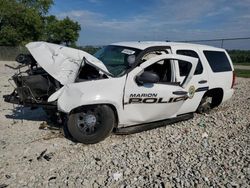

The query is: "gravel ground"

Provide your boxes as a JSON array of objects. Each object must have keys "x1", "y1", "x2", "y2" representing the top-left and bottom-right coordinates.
[{"x1": 0, "y1": 61, "x2": 249, "y2": 188}]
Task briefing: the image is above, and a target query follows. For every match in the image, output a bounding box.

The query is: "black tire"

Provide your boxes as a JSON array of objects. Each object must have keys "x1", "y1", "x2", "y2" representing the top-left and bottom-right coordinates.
[
  {"x1": 67, "y1": 105, "x2": 115, "y2": 144},
  {"x1": 197, "y1": 96, "x2": 212, "y2": 114}
]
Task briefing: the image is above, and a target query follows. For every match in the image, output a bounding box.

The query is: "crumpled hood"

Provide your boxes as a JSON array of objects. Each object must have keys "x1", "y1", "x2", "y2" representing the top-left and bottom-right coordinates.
[{"x1": 26, "y1": 42, "x2": 110, "y2": 85}]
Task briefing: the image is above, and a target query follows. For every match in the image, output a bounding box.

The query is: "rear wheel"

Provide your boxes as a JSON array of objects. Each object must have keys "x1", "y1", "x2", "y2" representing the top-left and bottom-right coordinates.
[
  {"x1": 67, "y1": 105, "x2": 115, "y2": 144},
  {"x1": 197, "y1": 96, "x2": 212, "y2": 114}
]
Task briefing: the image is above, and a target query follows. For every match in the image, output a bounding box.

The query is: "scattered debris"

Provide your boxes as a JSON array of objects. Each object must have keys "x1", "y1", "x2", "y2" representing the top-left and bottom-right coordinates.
[
  {"x1": 113, "y1": 172, "x2": 122, "y2": 181},
  {"x1": 48, "y1": 176, "x2": 57, "y2": 181},
  {"x1": 39, "y1": 122, "x2": 48, "y2": 130},
  {"x1": 43, "y1": 153, "x2": 54, "y2": 161},
  {"x1": 0, "y1": 140, "x2": 6, "y2": 146},
  {"x1": 11, "y1": 120, "x2": 18, "y2": 125},
  {"x1": 0, "y1": 184, "x2": 8, "y2": 188},
  {"x1": 37, "y1": 149, "x2": 47, "y2": 161},
  {"x1": 36, "y1": 149, "x2": 54, "y2": 161},
  {"x1": 202, "y1": 132, "x2": 209, "y2": 138},
  {"x1": 183, "y1": 128, "x2": 189, "y2": 134},
  {"x1": 28, "y1": 132, "x2": 63, "y2": 144},
  {"x1": 94, "y1": 157, "x2": 101, "y2": 161},
  {"x1": 198, "y1": 121, "x2": 206, "y2": 128}
]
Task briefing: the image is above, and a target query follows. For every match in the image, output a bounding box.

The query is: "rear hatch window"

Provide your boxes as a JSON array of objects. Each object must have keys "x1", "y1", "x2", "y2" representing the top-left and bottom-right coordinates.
[{"x1": 204, "y1": 51, "x2": 232, "y2": 72}]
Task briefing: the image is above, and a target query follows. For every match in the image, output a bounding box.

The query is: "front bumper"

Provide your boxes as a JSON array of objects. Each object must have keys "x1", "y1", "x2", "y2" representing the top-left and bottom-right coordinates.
[{"x1": 3, "y1": 90, "x2": 56, "y2": 109}]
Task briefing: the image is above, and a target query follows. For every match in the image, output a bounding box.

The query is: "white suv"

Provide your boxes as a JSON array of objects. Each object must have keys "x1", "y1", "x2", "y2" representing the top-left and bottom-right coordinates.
[{"x1": 4, "y1": 41, "x2": 235, "y2": 144}]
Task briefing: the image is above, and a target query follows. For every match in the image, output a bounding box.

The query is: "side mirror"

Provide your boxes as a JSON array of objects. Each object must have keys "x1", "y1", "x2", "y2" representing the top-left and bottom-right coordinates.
[{"x1": 136, "y1": 71, "x2": 159, "y2": 85}]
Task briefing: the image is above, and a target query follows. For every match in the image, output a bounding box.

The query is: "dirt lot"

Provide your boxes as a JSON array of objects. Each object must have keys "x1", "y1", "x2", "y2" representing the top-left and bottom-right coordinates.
[{"x1": 0, "y1": 61, "x2": 249, "y2": 188}]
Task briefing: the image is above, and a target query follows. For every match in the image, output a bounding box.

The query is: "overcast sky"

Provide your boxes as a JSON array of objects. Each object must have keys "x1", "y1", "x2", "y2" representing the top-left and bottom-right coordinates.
[{"x1": 50, "y1": 0, "x2": 250, "y2": 49}]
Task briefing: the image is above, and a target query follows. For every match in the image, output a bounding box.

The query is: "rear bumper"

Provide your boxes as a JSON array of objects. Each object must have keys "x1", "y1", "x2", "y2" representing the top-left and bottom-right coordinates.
[{"x1": 222, "y1": 88, "x2": 234, "y2": 103}]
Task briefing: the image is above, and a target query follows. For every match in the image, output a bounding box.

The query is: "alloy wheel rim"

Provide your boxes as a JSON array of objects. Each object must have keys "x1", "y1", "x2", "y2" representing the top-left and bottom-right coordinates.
[{"x1": 77, "y1": 112, "x2": 98, "y2": 135}]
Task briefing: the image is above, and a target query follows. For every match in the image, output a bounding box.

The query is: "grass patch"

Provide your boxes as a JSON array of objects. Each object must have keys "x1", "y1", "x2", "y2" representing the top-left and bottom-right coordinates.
[
  {"x1": 233, "y1": 62, "x2": 250, "y2": 66},
  {"x1": 235, "y1": 69, "x2": 250, "y2": 78}
]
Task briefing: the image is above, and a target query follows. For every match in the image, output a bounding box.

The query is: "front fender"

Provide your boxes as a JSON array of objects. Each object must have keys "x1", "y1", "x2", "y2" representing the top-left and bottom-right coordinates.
[
  {"x1": 56, "y1": 77, "x2": 126, "y2": 115},
  {"x1": 48, "y1": 86, "x2": 66, "y2": 102}
]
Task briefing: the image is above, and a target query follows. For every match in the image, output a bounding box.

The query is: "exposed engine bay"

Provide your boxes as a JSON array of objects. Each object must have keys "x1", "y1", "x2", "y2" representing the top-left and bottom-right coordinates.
[{"x1": 4, "y1": 53, "x2": 105, "y2": 108}]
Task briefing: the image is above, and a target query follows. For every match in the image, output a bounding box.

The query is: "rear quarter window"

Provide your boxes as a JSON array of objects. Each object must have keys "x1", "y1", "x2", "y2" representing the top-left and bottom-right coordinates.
[{"x1": 204, "y1": 51, "x2": 232, "y2": 72}]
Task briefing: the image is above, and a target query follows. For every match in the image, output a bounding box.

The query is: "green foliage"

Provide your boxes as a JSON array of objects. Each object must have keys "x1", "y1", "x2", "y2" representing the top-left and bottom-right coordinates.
[
  {"x1": 43, "y1": 16, "x2": 81, "y2": 46},
  {"x1": 227, "y1": 50, "x2": 250, "y2": 64},
  {"x1": 0, "y1": 0, "x2": 43, "y2": 45},
  {"x1": 18, "y1": 0, "x2": 54, "y2": 15},
  {"x1": 0, "y1": 0, "x2": 81, "y2": 46},
  {"x1": 0, "y1": 26, "x2": 20, "y2": 46},
  {"x1": 77, "y1": 46, "x2": 101, "y2": 55},
  {"x1": 234, "y1": 69, "x2": 250, "y2": 78}
]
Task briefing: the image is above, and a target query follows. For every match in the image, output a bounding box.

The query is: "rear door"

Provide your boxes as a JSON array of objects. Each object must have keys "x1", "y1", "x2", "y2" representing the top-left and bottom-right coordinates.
[
  {"x1": 121, "y1": 54, "x2": 198, "y2": 125},
  {"x1": 171, "y1": 47, "x2": 209, "y2": 114},
  {"x1": 203, "y1": 50, "x2": 233, "y2": 90}
]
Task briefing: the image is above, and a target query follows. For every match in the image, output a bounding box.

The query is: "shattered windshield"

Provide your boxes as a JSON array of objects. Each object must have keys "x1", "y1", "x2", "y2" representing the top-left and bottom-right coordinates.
[{"x1": 94, "y1": 45, "x2": 141, "y2": 77}]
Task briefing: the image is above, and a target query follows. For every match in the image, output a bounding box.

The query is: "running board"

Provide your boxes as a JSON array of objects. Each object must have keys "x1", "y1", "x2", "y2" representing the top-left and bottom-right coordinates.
[{"x1": 114, "y1": 113, "x2": 194, "y2": 135}]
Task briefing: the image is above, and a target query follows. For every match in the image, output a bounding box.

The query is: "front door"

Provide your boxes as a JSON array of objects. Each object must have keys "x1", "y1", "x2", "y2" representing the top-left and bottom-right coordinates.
[{"x1": 122, "y1": 54, "x2": 198, "y2": 125}]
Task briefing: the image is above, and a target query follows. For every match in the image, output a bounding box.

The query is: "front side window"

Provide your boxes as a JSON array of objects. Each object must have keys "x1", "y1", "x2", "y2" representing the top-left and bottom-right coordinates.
[
  {"x1": 203, "y1": 51, "x2": 232, "y2": 72},
  {"x1": 144, "y1": 60, "x2": 172, "y2": 83},
  {"x1": 94, "y1": 45, "x2": 141, "y2": 77},
  {"x1": 177, "y1": 50, "x2": 203, "y2": 76}
]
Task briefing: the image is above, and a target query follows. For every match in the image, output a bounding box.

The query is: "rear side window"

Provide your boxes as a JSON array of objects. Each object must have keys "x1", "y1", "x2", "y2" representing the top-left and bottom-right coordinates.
[
  {"x1": 204, "y1": 51, "x2": 232, "y2": 72},
  {"x1": 177, "y1": 50, "x2": 203, "y2": 76}
]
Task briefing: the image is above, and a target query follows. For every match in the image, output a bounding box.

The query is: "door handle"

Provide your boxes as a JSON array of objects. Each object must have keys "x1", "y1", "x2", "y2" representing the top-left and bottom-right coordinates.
[
  {"x1": 173, "y1": 91, "x2": 188, "y2": 95},
  {"x1": 198, "y1": 80, "x2": 207, "y2": 84}
]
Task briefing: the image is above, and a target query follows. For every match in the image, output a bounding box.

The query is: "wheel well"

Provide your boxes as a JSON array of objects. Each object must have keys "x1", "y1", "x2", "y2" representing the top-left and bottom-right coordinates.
[
  {"x1": 69, "y1": 104, "x2": 119, "y2": 128},
  {"x1": 106, "y1": 104, "x2": 119, "y2": 128},
  {"x1": 203, "y1": 88, "x2": 224, "y2": 108}
]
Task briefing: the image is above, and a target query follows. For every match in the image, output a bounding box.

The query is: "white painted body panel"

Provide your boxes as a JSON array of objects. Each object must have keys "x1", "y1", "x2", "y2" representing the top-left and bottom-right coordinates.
[
  {"x1": 112, "y1": 41, "x2": 224, "y2": 51},
  {"x1": 122, "y1": 54, "x2": 197, "y2": 125},
  {"x1": 199, "y1": 50, "x2": 234, "y2": 102},
  {"x1": 26, "y1": 42, "x2": 110, "y2": 85},
  {"x1": 52, "y1": 54, "x2": 198, "y2": 126},
  {"x1": 36, "y1": 41, "x2": 234, "y2": 127},
  {"x1": 56, "y1": 77, "x2": 126, "y2": 116}
]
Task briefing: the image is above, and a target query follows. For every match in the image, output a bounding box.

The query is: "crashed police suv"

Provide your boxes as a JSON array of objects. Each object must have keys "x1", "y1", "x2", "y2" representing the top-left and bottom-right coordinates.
[{"x1": 4, "y1": 41, "x2": 235, "y2": 144}]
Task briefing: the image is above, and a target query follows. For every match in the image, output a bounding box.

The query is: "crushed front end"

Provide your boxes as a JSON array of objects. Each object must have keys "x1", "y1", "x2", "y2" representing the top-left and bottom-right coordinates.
[{"x1": 3, "y1": 54, "x2": 60, "y2": 110}]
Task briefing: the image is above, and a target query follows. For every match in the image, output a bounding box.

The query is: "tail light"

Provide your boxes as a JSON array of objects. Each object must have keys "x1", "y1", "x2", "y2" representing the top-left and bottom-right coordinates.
[{"x1": 231, "y1": 71, "x2": 236, "y2": 88}]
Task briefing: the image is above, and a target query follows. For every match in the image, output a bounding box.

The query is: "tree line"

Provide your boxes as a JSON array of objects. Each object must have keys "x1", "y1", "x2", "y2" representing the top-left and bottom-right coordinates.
[
  {"x1": 0, "y1": 0, "x2": 81, "y2": 46},
  {"x1": 0, "y1": 0, "x2": 249, "y2": 63},
  {"x1": 227, "y1": 50, "x2": 250, "y2": 64}
]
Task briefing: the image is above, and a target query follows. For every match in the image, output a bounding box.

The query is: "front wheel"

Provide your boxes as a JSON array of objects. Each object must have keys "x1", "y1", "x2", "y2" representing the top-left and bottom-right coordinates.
[{"x1": 67, "y1": 105, "x2": 116, "y2": 144}]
